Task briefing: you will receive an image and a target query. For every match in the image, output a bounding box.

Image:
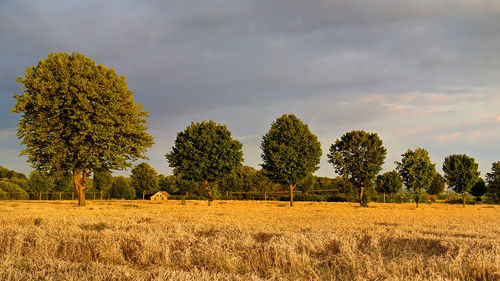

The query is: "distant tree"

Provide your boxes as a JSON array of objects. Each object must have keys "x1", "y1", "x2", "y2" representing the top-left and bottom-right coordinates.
[
  {"x1": 261, "y1": 114, "x2": 322, "y2": 207},
  {"x1": 219, "y1": 166, "x2": 258, "y2": 196},
  {"x1": 0, "y1": 166, "x2": 27, "y2": 180},
  {"x1": 396, "y1": 148, "x2": 436, "y2": 208},
  {"x1": 110, "y1": 177, "x2": 135, "y2": 199},
  {"x1": 130, "y1": 162, "x2": 159, "y2": 200},
  {"x1": 470, "y1": 178, "x2": 486, "y2": 201},
  {"x1": 328, "y1": 130, "x2": 386, "y2": 206},
  {"x1": 93, "y1": 170, "x2": 113, "y2": 200},
  {"x1": 443, "y1": 154, "x2": 480, "y2": 208},
  {"x1": 52, "y1": 171, "x2": 73, "y2": 200},
  {"x1": 0, "y1": 180, "x2": 29, "y2": 200},
  {"x1": 427, "y1": 173, "x2": 445, "y2": 197},
  {"x1": 28, "y1": 171, "x2": 53, "y2": 200},
  {"x1": 376, "y1": 170, "x2": 403, "y2": 203},
  {"x1": 298, "y1": 174, "x2": 315, "y2": 193},
  {"x1": 12, "y1": 52, "x2": 154, "y2": 206},
  {"x1": 166, "y1": 121, "x2": 243, "y2": 205},
  {"x1": 249, "y1": 170, "x2": 281, "y2": 199},
  {"x1": 485, "y1": 162, "x2": 500, "y2": 203}
]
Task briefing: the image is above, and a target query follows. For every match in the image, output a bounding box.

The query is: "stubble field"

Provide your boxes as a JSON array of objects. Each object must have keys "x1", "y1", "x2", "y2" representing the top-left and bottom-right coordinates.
[{"x1": 0, "y1": 200, "x2": 498, "y2": 281}]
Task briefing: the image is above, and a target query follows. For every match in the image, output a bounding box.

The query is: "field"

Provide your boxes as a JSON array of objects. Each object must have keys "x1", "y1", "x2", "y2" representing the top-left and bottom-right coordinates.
[{"x1": 0, "y1": 200, "x2": 499, "y2": 281}]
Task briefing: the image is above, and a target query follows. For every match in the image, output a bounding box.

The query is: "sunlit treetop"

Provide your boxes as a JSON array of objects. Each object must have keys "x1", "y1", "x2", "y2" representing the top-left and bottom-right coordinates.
[{"x1": 12, "y1": 52, "x2": 154, "y2": 174}]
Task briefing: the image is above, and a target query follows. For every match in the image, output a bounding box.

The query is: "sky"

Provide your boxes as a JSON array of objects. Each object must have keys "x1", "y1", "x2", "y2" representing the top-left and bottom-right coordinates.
[{"x1": 1, "y1": 0, "x2": 500, "y2": 178}]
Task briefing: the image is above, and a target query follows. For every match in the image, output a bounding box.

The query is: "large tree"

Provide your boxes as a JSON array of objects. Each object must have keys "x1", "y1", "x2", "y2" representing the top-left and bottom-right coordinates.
[
  {"x1": 485, "y1": 162, "x2": 500, "y2": 203},
  {"x1": 130, "y1": 162, "x2": 159, "y2": 200},
  {"x1": 396, "y1": 148, "x2": 436, "y2": 208},
  {"x1": 375, "y1": 170, "x2": 403, "y2": 203},
  {"x1": 12, "y1": 53, "x2": 154, "y2": 206},
  {"x1": 328, "y1": 130, "x2": 386, "y2": 206},
  {"x1": 166, "y1": 121, "x2": 243, "y2": 205},
  {"x1": 261, "y1": 114, "x2": 322, "y2": 207},
  {"x1": 443, "y1": 154, "x2": 480, "y2": 208}
]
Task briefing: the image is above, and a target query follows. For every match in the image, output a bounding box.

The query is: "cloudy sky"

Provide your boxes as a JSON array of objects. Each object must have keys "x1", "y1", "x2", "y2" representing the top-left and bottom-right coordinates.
[{"x1": 1, "y1": 0, "x2": 500, "y2": 178}]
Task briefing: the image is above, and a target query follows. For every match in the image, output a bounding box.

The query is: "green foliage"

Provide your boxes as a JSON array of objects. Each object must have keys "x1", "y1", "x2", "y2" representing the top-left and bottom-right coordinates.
[
  {"x1": 93, "y1": 170, "x2": 113, "y2": 195},
  {"x1": 427, "y1": 173, "x2": 445, "y2": 196},
  {"x1": 219, "y1": 165, "x2": 258, "y2": 193},
  {"x1": 0, "y1": 166, "x2": 27, "y2": 180},
  {"x1": 376, "y1": 170, "x2": 403, "y2": 195},
  {"x1": 396, "y1": 148, "x2": 436, "y2": 207},
  {"x1": 0, "y1": 180, "x2": 29, "y2": 200},
  {"x1": 166, "y1": 121, "x2": 243, "y2": 184},
  {"x1": 469, "y1": 178, "x2": 487, "y2": 201},
  {"x1": 261, "y1": 114, "x2": 322, "y2": 187},
  {"x1": 297, "y1": 174, "x2": 315, "y2": 192},
  {"x1": 328, "y1": 130, "x2": 386, "y2": 205},
  {"x1": 443, "y1": 154, "x2": 480, "y2": 196},
  {"x1": 485, "y1": 161, "x2": 500, "y2": 203},
  {"x1": 130, "y1": 162, "x2": 158, "y2": 198},
  {"x1": 12, "y1": 52, "x2": 153, "y2": 202},
  {"x1": 8, "y1": 177, "x2": 29, "y2": 191},
  {"x1": 52, "y1": 171, "x2": 73, "y2": 193},
  {"x1": 110, "y1": 177, "x2": 135, "y2": 199},
  {"x1": 28, "y1": 171, "x2": 53, "y2": 197}
]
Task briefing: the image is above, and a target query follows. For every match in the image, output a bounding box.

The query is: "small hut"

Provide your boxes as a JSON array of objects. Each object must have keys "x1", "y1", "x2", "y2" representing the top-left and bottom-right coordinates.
[{"x1": 150, "y1": 191, "x2": 171, "y2": 201}]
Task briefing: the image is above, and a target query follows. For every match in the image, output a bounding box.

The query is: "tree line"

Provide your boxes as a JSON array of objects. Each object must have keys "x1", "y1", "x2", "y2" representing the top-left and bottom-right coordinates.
[{"x1": 7, "y1": 52, "x2": 500, "y2": 207}]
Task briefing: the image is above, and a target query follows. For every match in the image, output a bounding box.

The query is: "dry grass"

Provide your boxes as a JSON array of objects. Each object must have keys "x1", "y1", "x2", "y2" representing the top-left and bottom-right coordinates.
[{"x1": 0, "y1": 200, "x2": 499, "y2": 280}]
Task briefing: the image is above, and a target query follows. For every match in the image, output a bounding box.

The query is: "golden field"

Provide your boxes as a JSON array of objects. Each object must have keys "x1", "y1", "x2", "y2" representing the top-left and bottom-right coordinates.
[{"x1": 0, "y1": 200, "x2": 498, "y2": 281}]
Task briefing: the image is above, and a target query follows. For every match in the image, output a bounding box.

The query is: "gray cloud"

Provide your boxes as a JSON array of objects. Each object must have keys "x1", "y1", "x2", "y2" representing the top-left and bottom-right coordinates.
[{"x1": 1, "y1": 0, "x2": 500, "y2": 177}]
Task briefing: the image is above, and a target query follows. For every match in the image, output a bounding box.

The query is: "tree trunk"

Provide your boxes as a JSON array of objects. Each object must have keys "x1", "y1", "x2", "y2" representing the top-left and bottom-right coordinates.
[
  {"x1": 58, "y1": 192, "x2": 62, "y2": 200},
  {"x1": 359, "y1": 186, "x2": 364, "y2": 205},
  {"x1": 100, "y1": 190, "x2": 103, "y2": 200},
  {"x1": 142, "y1": 191, "x2": 145, "y2": 200},
  {"x1": 39, "y1": 192, "x2": 42, "y2": 201},
  {"x1": 462, "y1": 192, "x2": 466, "y2": 208},
  {"x1": 289, "y1": 184, "x2": 296, "y2": 207},
  {"x1": 415, "y1": 195, "x2": 419, "y2": 208},
  {"x1": 73, "y1": 168, "x2": 87, "y2": 207},
  {"x1": 204, "y1": 180, "x2": 213, "y2": 206},
  {"x1": 383, "y1": 192, "x2": 386, "y2": 203}
]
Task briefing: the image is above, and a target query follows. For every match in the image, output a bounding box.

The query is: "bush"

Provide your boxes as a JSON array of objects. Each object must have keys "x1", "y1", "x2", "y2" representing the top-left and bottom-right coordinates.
[{"x1": 326, "y1": 195, "x2": 347, "y2": 202}]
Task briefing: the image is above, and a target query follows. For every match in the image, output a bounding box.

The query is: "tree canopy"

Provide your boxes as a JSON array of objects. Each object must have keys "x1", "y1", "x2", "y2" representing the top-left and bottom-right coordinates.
[
  {"x1": 130, "y1": 162, "x2": 159, "y2": 199},
  {"x1": 427, "y1": 173, "x2": 445, "y2": 196},
  {"x1": 28, "y1": 171, "x2": 53, "y2": 200},
  {"x1": 93, "y1": 170, "x2": 113, "y2": 200},
  {"x1": 470, "y1": 178, "x2": 486, "y2": 201},
  {"x1": 166, "y1": 121, "x2": 243, "y2": 204},
  {"x1": 261, "y1": 114, "x2": 322, "y2": 207},
  {"x1": 110, "y1": 176, "x2": 135, "y2": 199},
  {"x1": 396, "y1": 148, "x2": 436, "y2": 207},
  {"x1": 443, "y1": 154, "x2": 480, "y2": 208},
  {"x1": 376, "y1": 170, "x2": 402, "y2": 202},
  {"x1": 12, "y1": 52, "x2": 154, "y2": 206},
  {"x1": 328, "y1": 130, "x2": 386, "y2": 206}
]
